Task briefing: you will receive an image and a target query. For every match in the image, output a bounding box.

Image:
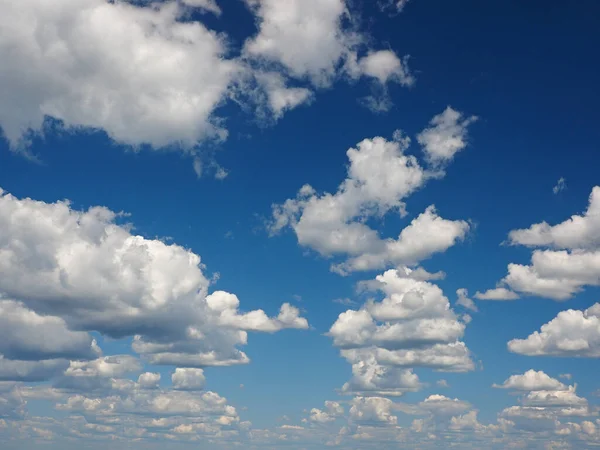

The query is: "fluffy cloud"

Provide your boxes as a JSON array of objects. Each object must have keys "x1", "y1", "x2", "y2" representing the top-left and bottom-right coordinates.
[
  {"x1": 418, "y1": 394, "x2": 471, "y2": 417},
  {"x1": 0, "y1": 299, "x2": 98, "y2": 362},
  {"x1": 508, "y1": 303, "x2": 600, "y2": 357},
  {"x1": 329, "y1": 269, "x2": 473, "y2": 395},
  {"x1": 483, "y1": 187, "x2": 600, "y2": 300},
  {"x1": 137, "y1": 372, "x2": 161, "y2": 390},
  {"x1": 456, "y1": 288, "x2": 478, "y2": 311},
  {"x1": 474, "y1": 287, "x2": 520, "y2": 301},
  {"x1": 172, "y1": 368, "x2": 206, "y2": 391},
  {"x1": 0, "y1": 0, "x2": 416, "y2": 173},
  {"x1": 496, "y1": 371, "x2": 595, "y2": 434},
  {"x1": 0, "y1": 357, "x2": 68, "y2": 382},
  {"x1": 417, "y1": 106, "x2": 478, "y2": 165},
  {"x1": 339, "y1": 354, "x2": 421, "y2": 396},
  {"x1": 0, "y1": 0, "x2": 240, "y2": 149},
  {"x1": 349, "y1": 397, "x2": 397, "y2": 425},
  {"x1": 493, "y1": 370, "x2": 567, "y2": 391},
  {"x1": 309, "y1": 401, "x2": 344, "y2": 423},
  {"x1": 270, "y1": 110, "x2": 474, "y2": 274},
  {"x1": 508, "y1": 187, "x2": 600, "y2": 250},
  {"x1": 0, "y1": 187, "x2": 308, "y2": 370},
  {"x1": 243, "y1": 0, "x2": 411, "y2": 89},
  {"x1": 254, "y1": 71, "x2": 314, "y2": 119},
  {"x1": 181, "y1": 0, "x2": 222, "y2": 15}
]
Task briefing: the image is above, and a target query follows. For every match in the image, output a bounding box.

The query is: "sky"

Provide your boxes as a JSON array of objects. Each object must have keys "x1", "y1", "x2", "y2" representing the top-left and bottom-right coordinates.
[{"x1": 0, "y1": 0, "x2": 600, "y2": 448}]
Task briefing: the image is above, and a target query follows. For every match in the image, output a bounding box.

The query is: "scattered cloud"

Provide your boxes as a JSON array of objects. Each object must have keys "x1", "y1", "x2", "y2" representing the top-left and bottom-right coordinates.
[
  {"x1": 508, "y1": 303, "x2": 600, "y2": 357},
  {"x1": 269, "y1": 109, "x2": 475, "y2": 275},
  {"x1": 553, "y1": 177, "x2": 567, "y2": 194},
  {"x1": 481, "y1": 186, "x2": 600, "y2": 300}
]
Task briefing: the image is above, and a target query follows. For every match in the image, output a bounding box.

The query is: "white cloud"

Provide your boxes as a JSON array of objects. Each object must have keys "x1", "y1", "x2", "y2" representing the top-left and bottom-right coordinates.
[
  {"x1": 493, "y1": 370, "x2": 567, "y2": 391},
  {"x1": 508, "y1": 303, "x2": 600, "y2": 357},
  {"x1": 448, "y1": 410, "x2": 485, "y2": 432},
  {"x1": 243, "y1": 0, "x2": 351, "y2": 85},
  {"x1": 0, "y1": 0, "x2": 240, "y2": 149},
  {"x1": 254, "y1": 72, "x2": 314, "y2": 119},
  {"x1": 349, "y1": 397, "x2": 397, "y2": 425},
  {"x1": 474, "y1": 287, "x2": 520, "y2": 301},
  {"x1": 496, "y1": 372, "x2": 594, "y2": 434},
  {"x1": 508, "y1": 187, "x2": 600, "y2": 250},
  {"x1": 0, "y1": 357, "x2": 67, "y2": 382},
  {"x1": 137, "y1": 372, "x2": 161, "y2": 390},
  {"x1": 340, "y1": 354, "x2": 421, "y2": 396},
  {"x1": 354, "y1": 51, "x2": 414, "y2": 85},
  {"x1": 270, "y1": 111, "x2": 474, "y2": 274},
  {"x1": 328, "y1": 269, "x2": 473, "y2": 395},
  {"x1": 484, "y1": 187, "x2": 600, "y2": 300},
  {"x1": 0, "y1": 187, "x2": 308, "y2": 370},
  {"x1": 64, "y1": 355, "x2": 142, "y2": 379},
  {"x1": 243, "y1": 0, "x2": 411, "y2": 90},
  {"x1": 171, "y1": 368, "x2": 206, "y2": 391},
  {"x1": 417, "y1": 106, "x2": 478, "y2": 165},
  {"x1": 418, "y1": 394, "x2": 471, "y2": 417},
  {"x1": 309, "y1": 401, "x2": 344, "y2": 423},
  {"x1": 181, "y1": 0, "x2": 222, "y2": 15},
  {"x1": 0, "y1": 299, "x2": 98, "y2": 362},
  {"x1": 456, "y1": 288, "x2": 478, "y2": 311},
  {"x1": 553, "y1": 177, "x2": 567, "y2": 195}
]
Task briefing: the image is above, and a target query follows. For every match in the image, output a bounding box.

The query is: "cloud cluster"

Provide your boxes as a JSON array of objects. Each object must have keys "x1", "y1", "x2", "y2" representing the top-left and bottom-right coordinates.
[
  {"x1": 495, "y1": 370, "x2": 596, "y2": 436},
  {"x1": 508, "y1": 303, "x2": 600, "y2": 357},
  {"x1": 0, "y1": 187, "x2": 308, "y2": 381},
  {"x1": 480, "y1": 187, "x2": 600, "y2": 301},
  {"x1": 0, "y1": 0, "x2": 413, "y2": 166},
  {"x1": 328, "y1": 267, "x2": 474, "y2": 396},
  {"x1": 269, "y1": 107, "x2": 475, "y2": 275}
]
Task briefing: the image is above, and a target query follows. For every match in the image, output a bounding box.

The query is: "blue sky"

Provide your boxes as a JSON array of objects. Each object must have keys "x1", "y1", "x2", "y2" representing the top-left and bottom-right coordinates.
[{"x1": 1, "y1": 0, "x2": 600, "y2": 448}]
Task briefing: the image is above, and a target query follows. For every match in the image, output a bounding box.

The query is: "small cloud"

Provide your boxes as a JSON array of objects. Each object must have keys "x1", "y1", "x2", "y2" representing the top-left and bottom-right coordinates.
[
  {"x1": 292, "y1": 294, "x2": 302, "y2": 302},
  {"x1": 239, "y1": 384, "x2": 245, "y2": 389},
  {"x1": 215, "y1": 166, "x2": 229, "y2": 180},
  {"x1": 333, "y1": 298, "x2": 357, "y2": 306},
  {"x1": 378, "y1": 0, "x2": 410, "y2": 14},
  {"x1": 456, "y1": 288, "x2": 478, "y2": 312},
  {"x1": 559, "y1": 373, "x2": 572, "y2": 380},
  {"x1": 436, "y1": 379, "x2": 449, "y2": 388},
  {"x1": 224, "y1": 231, "x2": 234, "y2": 239},
  {"x1": 553, "y1": 177, "x2": 567, "y2": 194},
  {"x1": 474, "y1": 287, "x2": 519, "y2": 301}
]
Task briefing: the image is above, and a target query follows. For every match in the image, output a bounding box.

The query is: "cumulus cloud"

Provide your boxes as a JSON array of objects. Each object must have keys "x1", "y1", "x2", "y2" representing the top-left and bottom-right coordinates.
[
  {"x1": 172, "y1": 368, "x2": 206, "y2": 391},
  {"x1": 482, "y1": 187, "x2": 600, "y2": 300},
  {"x1": 0, "y1": 0, "x2": 416, "y2": 175},
  {"x1": 0, "y1": 0, "x2": 240, "y2": 150},
  {"x1": 508, "y1": 187, "x2": 600, "y2": 250},
  {"x1": 456, "y1": 288, "x2": 478, "y2": 311},
  {"x1": 508, "y1": 303, "x2": 600, "y2": 357},
  {"x1": 496, "y1": 371, "x2": 594, "y2": 434},
  {"x1": 137, "y1": 372, "x2": 161, "y2": 390},
  {"x1": 0, "y1": 299, "x2": 98, "y2": 362},
  {"x1": 309, "y1": 401, "x2": 345, "y2": 423},
  {"x1": 328, "y1": 269, "x2": 473, "y2": 395},
  {"x1": 493, "y1": 370, "x2": 567, "y2": 391},
  {"x1": 349, "y1": 397, "x2": 397, "y2": 425},
  {"x1": 417, "y1": 106, "x2": 478, "y2": 165},
  {"x1": 0, "y1": 187, "x2": 308, "y2": 370},
  {"x1": 269, "y1": 109, "x2": 474, "y2": 274}
]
